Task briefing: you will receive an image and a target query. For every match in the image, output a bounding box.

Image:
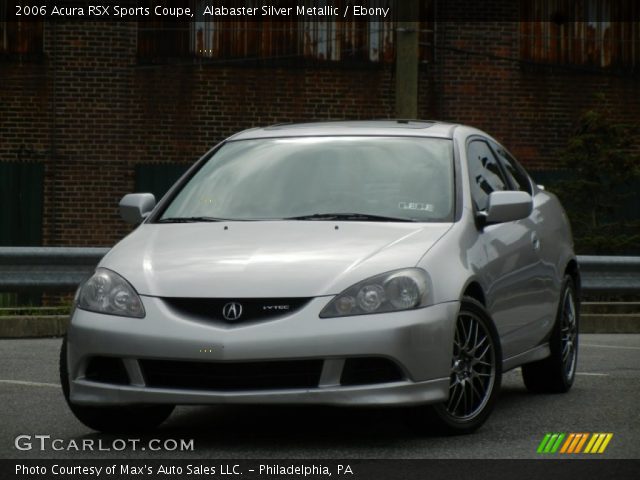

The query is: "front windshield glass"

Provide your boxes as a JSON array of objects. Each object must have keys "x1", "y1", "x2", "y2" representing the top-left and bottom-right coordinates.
[{"x1": 159, "y1": 136, "x2": 454, "y2": 222}]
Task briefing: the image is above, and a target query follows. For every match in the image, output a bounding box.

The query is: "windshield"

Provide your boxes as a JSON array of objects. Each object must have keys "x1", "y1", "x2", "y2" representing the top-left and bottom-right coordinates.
[{"x1": 158, "y1": 136, "x2": 454, "y2": 223}]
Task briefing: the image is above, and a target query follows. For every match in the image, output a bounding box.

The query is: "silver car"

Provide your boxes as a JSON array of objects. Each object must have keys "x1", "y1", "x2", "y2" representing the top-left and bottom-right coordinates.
[{"x1": 61, "y1": 121, "x2": 579, "y2": 434}]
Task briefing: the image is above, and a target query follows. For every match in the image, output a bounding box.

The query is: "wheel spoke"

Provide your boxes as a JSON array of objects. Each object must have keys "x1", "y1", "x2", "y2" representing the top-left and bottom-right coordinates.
[
  {"x1": 470, "y1": 335, "x2": 488, "y2": 355},
  {"x1": 472, "y1": 319, "x2": 479, "y2": 353},
  {"x1": 558, "y1": 287, "x2": 578, "y2": 378},
  {"x1": 469, "y1": 377, "x2": 484, "y2": 401},
  {"x1": 449, "y1": 381, "x2": 464, "y2": 414},
  {"x1": 464, "y1": 381, "x2": 473, "y2": 415},
  {"x1": 562, "y1": 341, "x2": 573, "y2": 363},
  {"x1": 470, "y1": 319, "x2": 479, "y2": 350},
  {"x1": 565, "y1": 292, "x2": 576, "y2": 323},
  {"x1": 454, "y1": 325, "x2": 461, "y2": 348},
  {"x1": 475, "y1": 342, "x2": 491, "y2": 362},
  {"x1": 459, "y1": 317, "x2": 469, "y2": 350},
  {"x1": 446, "y1": 309, "x2": 496, "y2": 420}
]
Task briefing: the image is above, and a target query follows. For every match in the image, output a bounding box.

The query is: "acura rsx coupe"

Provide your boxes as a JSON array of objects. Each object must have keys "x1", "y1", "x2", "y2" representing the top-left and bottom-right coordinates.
[{"x1": 60, "y1": 120, "x2": 580, "y2": 434}]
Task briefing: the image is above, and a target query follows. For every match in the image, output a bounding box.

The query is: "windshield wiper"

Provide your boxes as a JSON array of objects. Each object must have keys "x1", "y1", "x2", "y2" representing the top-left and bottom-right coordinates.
[
  {"x1": 156, "y1": 216, "x2": 229, "y2": 223},
  {"x1": 284, "y1": 213, "x2": 417, "y2": 222}
]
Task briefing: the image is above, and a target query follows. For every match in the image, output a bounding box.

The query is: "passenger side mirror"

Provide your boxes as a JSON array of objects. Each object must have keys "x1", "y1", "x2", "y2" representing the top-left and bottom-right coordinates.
[
  {"x1": 119, "y1": 193, "x2": 156, "y2": 224},
  {"x1": 479, "y1": 191, "x2": 532, "y2": 225}
]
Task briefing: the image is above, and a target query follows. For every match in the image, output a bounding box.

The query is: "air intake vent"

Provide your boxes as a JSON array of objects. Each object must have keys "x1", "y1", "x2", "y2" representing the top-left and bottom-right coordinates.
[
  {"x1": 85, "y1": 357, "x2": 129, "y2": 385},
  {"x1": 340, "y1": 357, "x2": 404, "y2": 386},
  {"x1": 140, "y1": 359, "x2": 323, "y2": 391}
]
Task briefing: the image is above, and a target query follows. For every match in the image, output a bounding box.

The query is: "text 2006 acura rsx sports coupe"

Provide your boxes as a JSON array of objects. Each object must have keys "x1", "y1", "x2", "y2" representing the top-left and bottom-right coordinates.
[{"x1": 61, "y1": 121, "x2": 580, "y2": 434}]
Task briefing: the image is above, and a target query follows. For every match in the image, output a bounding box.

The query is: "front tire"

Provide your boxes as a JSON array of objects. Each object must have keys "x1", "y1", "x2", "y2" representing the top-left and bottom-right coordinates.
[
  {"x1": 420, "y1": 297, "x2": 502, "y2": 435},
  {"x1": 522, "y1": 275, "x2": 579, "y2": 393},
  {"x1": 60, "y1": 336, "x2": 174, "y2": 433}
]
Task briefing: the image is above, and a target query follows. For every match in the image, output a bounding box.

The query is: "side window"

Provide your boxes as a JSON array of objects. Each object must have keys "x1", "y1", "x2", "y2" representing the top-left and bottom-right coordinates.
[
  {"x1": 491, "y1": 142, "x2": 532, "y2": 195},
  {"x1": 467, "y1": 140, "x2": 507, "y2": 211}
]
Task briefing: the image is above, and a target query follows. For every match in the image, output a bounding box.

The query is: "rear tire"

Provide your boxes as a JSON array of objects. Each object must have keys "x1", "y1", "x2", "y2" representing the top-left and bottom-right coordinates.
[
  {"x1": 414, "y1": 297, "x2": 502, "y2": 435},
  {"x1": 522, "y1": 275, "x2": 579, "y2": 393},
  {"x1": 60, "y1": 336, "x2": 174, "y2": 433}
]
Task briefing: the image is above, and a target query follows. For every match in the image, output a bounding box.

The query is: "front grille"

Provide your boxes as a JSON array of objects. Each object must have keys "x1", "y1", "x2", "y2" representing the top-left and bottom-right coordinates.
[
  {"x1": 340, "y1": 357, "x2": 404, "y2": 386},
  {"x1": 163, "y1": 297, "x2": 311, "y2": 324},
  {"x1": 140, "y1": 359, "x2": 323, "y2": 391},
  {"x1": 85, "y1": 357, "x2": 129, "y2": 385}
]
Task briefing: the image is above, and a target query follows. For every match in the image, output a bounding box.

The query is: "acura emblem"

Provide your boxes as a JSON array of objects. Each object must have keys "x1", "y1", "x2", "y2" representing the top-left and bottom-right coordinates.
[{"x1": 222, "y1": 302, "x2": 243, "y2": 321}]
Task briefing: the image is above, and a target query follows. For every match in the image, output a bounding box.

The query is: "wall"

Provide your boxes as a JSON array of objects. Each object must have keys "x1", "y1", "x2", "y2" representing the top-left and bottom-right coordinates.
[
  {"x1": 427, "y1": 4, "x2": 639, "y2": 169},
  {"x1": 1, "y1": 22, "x2": 396, "y2": 246},
  {"x1": 1, "y1": 15, "x2": 638, "y2": 247}
]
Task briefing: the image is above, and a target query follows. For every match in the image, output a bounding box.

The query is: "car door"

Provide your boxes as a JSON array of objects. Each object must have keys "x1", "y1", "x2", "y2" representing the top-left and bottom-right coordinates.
[
  {"x1": 465, "y1": 137, "x2": 542, "y2": 360},
  {"x1": 490, "y1": 141, "x2": 558, "y2": 350}
]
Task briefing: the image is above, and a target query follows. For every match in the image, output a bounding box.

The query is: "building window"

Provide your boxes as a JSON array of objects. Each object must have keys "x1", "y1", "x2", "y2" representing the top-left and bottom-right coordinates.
[
  {"x1": 520, "y1": 1, "x2": 640, "y2": 71},
  {"x1": 0, "y1": 3, "x2": 43, "y2": 56},
  {"x1": 138, "y1": 0, "x2": 433, "y2": 64},
  {"x1": 0, "y1": 161, "x2": 43, "y2": 308},
  {"x1": 0, "y1": 162, "x2": 43, "y2": 246}
]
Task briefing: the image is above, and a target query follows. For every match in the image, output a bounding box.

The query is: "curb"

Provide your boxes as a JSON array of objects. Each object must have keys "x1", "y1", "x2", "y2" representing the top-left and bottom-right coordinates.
[
  {"x1": 0, "y1": 316, "x2": 69, "y2": 338},
  {"x1": 580, "y1": 314, "x2": 640, "y2": 334}
]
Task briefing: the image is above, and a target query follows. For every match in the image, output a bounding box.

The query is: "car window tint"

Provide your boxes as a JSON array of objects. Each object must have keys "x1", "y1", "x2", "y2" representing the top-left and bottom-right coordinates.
[
  {"x1": 467, "y1": 140, "x2": 507, "y2": 211},
  {"x1": 491, "y1": 142, "x2": 532, "y2": 194}
]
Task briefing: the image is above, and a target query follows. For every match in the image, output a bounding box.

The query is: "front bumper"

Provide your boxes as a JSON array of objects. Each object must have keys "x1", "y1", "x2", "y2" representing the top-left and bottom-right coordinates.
[{"x1": 67, "y1": 297, "x2": 459, "y2": 407}]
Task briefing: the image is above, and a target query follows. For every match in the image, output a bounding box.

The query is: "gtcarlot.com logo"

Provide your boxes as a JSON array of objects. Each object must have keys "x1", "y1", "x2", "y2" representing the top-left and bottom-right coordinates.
[
  {"x1": 537, "y1": 433, "x2": 613, "y2": 454},
  {"x1": 14, "y1": 435, "x2": 194, "y2": 452}
]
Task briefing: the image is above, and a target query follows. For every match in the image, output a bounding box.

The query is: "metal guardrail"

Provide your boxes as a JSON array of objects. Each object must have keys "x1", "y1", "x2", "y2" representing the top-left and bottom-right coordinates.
[
  {"x1": 0, "y1": 247, "x2": 639, "y2": 294},
  {"x1": 578, "y1": 256, "x2": 640, "y2": 295},
  {"x1": 0, "y1": 247, "x2": 109, "y2": 291}
]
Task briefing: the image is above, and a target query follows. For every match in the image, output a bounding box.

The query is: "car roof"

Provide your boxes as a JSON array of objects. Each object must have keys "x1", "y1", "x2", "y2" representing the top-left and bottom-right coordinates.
[{"x1": 228, "y1": 120, "x2": 460, "y2": 141}]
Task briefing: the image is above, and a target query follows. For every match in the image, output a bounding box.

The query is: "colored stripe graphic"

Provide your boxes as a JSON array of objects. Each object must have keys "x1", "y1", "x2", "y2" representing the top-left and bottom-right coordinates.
[
  {"x1": 539, "y1": 433, "x2": 613, "y2": 454},
  {"x1": 537, "y1": 433, "x2": 565, "y2": 453},
  {"x1": 550, "y1": 433, "x2": 565, "y2": 453},
  {"x1": 584, "y1": 433, "x2": 614, "y2": 454},
  {"x1": 568, "y1": 433, "x2": 585, "y2": 453},
  {"x1": 560, "y1": 433, "x2": 575, "y2": 453},
  {"x1": 537, "y1": 434, "x2": 552, "y2": 453},
  {"x1": 584, "y1": 434, "x2": 599, "y2": 453},
  {"x1": 575, "y1": 433, "x2": 589, "y2": 453},
  {"x1": 598, "y1": 433, "x2": 614, "y2": 453}
]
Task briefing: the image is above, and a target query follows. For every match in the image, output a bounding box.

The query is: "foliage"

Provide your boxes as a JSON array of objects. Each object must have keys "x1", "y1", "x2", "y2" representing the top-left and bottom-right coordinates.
[
  {"x1": 0, "y1": 292, "x2": 73, "y2": 315},
  {"x1": 550, "y1": 98, "x2": 640, "y2": 255}
]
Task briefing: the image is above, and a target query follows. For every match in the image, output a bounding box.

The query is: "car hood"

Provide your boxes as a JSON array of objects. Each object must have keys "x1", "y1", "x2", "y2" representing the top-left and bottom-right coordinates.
[{"x1": 100, "y1": 222, "x2": 452, "y2": 298}]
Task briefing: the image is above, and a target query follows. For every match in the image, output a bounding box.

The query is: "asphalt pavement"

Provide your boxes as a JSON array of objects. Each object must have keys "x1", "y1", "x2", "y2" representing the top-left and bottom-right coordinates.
[{"x1": 1, "y1": 334, "x2": 638, "y2": 459}]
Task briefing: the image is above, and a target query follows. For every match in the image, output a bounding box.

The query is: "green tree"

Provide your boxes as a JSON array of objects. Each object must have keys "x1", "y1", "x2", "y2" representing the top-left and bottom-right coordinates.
[{"x1": 551, "y1": 100, "x2": 640, "y2": 254}]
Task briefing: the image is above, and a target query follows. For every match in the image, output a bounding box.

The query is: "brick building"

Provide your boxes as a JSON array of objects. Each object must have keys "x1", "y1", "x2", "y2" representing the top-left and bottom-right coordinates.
[{"x1": 1, "y1": 0, "x2": 639, "y2": 248}]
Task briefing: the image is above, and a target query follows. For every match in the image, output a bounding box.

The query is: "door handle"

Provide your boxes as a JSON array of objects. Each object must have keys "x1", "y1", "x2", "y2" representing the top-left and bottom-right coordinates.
[{"x1": 531, "y1": 233, "x2": 541, "y2": 251}]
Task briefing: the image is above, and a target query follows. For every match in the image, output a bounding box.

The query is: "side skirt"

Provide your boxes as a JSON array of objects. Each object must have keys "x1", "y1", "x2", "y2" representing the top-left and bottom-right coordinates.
[{"x1": 502, "y1": 343, "x2": 550, "y2": 372}]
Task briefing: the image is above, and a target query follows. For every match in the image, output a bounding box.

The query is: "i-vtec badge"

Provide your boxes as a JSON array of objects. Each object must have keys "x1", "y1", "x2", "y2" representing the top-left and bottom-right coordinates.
[
  {"x1": 262, "y1": 305, "x2": 290, "y2": 311},
  {"x1": 222, "y1": 302, "x2": 243, "y2": 321}
]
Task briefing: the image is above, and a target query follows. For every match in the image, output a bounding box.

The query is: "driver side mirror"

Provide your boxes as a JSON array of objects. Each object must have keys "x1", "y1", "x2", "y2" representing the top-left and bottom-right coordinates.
[
  {"x1": 478, "y1": 191, "x2": 532, "y2": 225},
  {"x1": 119, "y1": 193, "x2": 156, "y2": 224}
]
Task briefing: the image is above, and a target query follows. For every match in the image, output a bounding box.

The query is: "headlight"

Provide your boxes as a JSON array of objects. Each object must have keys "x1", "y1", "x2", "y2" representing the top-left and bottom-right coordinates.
[
  {"x1": 77, "y1": 268, "x2": 145, "y2": 318},
  {"x1": 320, "y1": 268, "x2": 430, "y2": 318}
]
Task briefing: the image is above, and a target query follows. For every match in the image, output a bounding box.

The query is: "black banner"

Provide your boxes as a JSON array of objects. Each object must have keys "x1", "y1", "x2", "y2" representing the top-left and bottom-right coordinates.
[
  {"x1": 3, "y1": 459, "x2": 640, "y2": 480},
  {"x1": 5, "y1": 0, "x2": 640, "y2": 22}
]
